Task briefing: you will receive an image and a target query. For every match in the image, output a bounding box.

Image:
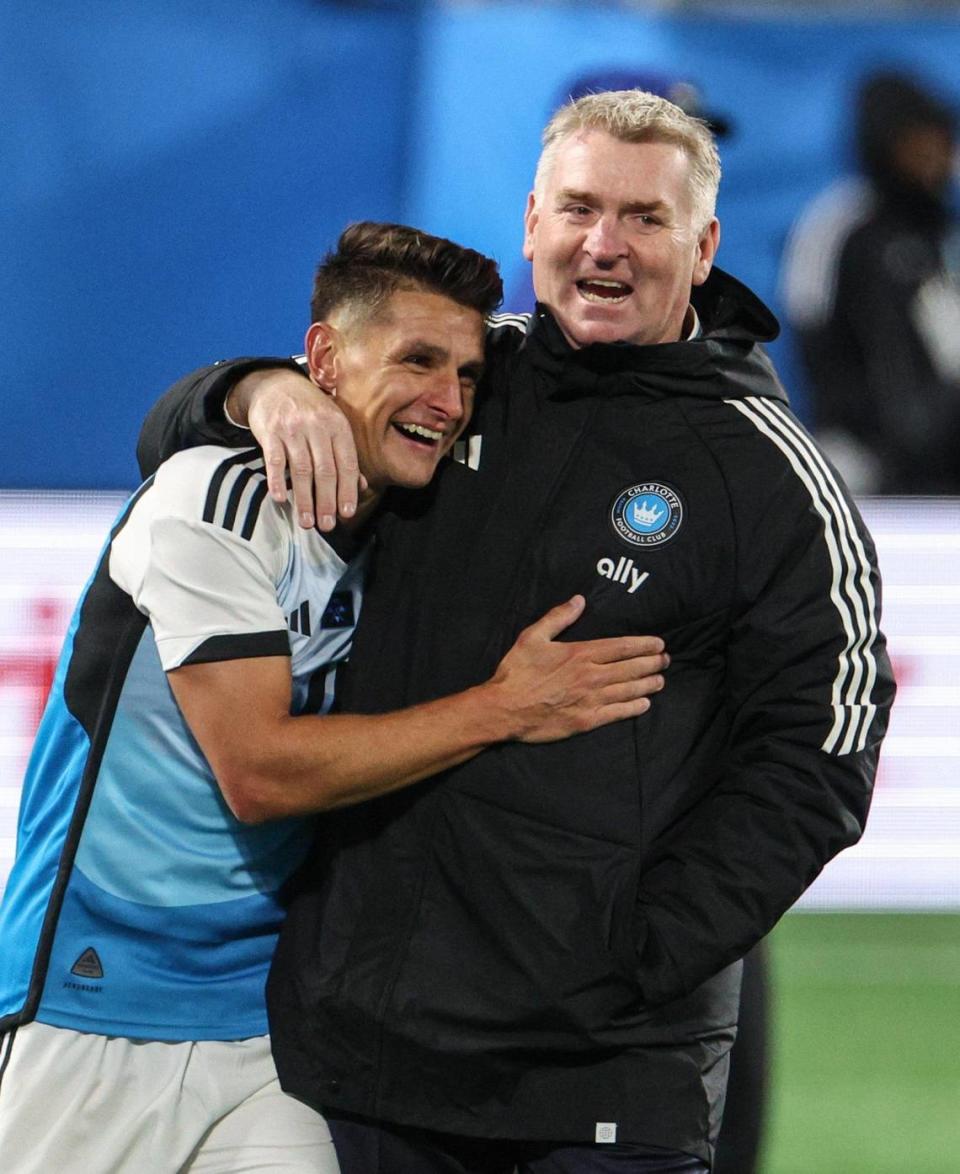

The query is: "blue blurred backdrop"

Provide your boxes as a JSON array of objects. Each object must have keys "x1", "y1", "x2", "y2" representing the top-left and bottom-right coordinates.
[{"x1": 3, "y1": 0, "x2": 959, "y2": 488}]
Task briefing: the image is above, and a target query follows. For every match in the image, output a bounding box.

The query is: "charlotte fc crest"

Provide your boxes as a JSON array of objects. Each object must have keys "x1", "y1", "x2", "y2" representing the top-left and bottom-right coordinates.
[{"x1": 610, "y1": 482, "x2": 683, "y2": 547}]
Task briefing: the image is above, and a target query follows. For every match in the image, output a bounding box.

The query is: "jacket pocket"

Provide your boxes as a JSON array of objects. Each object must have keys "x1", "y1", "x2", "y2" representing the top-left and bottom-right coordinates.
[{"x1": 388, "y1": 791, "x2": 646, "y2": 1050}]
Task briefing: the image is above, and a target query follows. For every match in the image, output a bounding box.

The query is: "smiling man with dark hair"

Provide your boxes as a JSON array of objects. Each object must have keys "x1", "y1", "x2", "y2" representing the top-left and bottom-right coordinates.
[{"x1": 0, "y1": 222, "x2": 670, "y2": 1174}]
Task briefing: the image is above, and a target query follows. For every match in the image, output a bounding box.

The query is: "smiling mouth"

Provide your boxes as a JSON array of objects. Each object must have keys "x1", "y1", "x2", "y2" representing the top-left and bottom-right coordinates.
[
  {"x1": 576, "y1": 279, "x2": 633, "y2": 303},
  {"x1": 392, "y1": 422, "x2": 445, "y2": 447}
]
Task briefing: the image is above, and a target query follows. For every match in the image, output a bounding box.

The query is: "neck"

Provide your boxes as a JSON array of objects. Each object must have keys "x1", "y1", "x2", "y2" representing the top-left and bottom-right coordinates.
[{"x1": 551, "y1": 303, "x2": 697, "y2": 349}]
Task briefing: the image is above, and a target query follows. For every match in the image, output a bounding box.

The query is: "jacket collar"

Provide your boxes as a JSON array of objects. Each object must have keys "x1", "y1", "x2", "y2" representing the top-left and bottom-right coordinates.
[{"x1": 523, "y1": 266, "x2": 787, "y2": 406}]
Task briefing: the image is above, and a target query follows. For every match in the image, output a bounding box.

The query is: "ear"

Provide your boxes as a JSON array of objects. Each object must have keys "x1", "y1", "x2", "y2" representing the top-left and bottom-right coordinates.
[
  {"x1": 305, "y1": 322, "x2": 339, "y2": 393},
  {"x1": 691, "y1": 218, "x2": 720, "y2": 287},
  {"x1": 522, "y1": 191, "x2": 539, "y2": 262}
]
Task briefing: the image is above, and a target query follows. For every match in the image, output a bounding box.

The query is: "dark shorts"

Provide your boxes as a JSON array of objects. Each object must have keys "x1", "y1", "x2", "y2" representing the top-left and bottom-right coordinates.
[{"x1": 328, "y1": 1114, "x2": 708, "y2": 1174}]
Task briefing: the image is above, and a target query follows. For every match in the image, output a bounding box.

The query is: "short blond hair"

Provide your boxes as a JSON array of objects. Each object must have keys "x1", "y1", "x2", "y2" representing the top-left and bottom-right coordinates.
[{"x1": 535, "y1": 89, "x2": 721, "y2": 231}]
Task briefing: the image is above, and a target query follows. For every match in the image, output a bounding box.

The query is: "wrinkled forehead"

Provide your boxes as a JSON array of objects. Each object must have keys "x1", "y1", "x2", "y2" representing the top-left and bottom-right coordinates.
[{"x1": 548, "y1": 131, "x2": 695, "y2": 201}]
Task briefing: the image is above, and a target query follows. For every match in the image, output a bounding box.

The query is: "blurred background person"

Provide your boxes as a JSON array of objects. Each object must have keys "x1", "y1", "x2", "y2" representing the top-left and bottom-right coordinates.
[{"x1": 782, "y1": 69, "x2": 960, "y2": 495}]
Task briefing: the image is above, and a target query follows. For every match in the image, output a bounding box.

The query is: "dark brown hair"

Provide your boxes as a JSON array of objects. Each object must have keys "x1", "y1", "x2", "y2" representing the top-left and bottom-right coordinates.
[{"x1": 310, "y1": 221, "x2": 503, "y2": 325}]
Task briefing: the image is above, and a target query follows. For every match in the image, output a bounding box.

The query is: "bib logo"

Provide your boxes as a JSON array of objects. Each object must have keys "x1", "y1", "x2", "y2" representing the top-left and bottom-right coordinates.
[{"x1": 610, "y1": 482, "x2": 683, "y2": 547}]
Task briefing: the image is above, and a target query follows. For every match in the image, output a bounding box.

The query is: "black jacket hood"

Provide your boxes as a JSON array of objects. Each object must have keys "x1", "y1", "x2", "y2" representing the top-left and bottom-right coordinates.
[
  {"x1": 856, "y1": 70, "x2": 956, "y2": 224},
  {"x1": 524, "y1": 266, "x2": 787, "y2": 406}
]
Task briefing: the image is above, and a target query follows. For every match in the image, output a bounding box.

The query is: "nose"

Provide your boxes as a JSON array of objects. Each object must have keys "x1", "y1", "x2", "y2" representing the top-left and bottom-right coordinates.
[
  {"x1": 425, "y1": 370, "x2": 465, "y2": 421},
  {"x1": 583, "y1": 215, "x2": 628, "y2": 264}
]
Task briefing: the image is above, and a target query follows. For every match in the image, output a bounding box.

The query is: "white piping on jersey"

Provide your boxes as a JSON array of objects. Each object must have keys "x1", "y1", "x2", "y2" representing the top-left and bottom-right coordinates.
[
  {"x1": 294, "y1": 315, "x2": 532, "y2": 342},
  {"x1": 725, "y1": 396, "x2": 880, "y2": 756},
  {"x1": 452, "y1": 434, "x2": 483, "y2": 471},
  {"x1": 486, "y1": 312, "x2": 531, "y2": 334}
]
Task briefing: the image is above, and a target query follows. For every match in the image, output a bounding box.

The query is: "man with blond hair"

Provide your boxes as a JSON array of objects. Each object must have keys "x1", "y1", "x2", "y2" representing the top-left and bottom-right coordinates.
[{"x1": 140, "y1": 90, "x2": 894, "y2": 1173}]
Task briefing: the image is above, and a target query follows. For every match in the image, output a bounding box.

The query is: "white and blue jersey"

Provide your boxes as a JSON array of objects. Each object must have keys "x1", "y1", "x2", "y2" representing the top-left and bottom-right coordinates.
[{"x1": 0, "y1": 446, "x2": 368, "y2": 1041}]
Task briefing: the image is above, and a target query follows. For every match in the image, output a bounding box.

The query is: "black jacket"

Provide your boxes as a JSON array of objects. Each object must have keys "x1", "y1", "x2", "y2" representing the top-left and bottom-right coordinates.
[{"x1": 139, "y1": 268, "x2": 895, "y2": 1165}]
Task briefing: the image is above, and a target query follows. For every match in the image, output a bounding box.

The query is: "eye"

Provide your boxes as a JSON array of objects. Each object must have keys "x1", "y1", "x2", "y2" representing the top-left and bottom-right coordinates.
[
  {"x1": 562, "y1": 204, "x2": 594, "y2": 220},
  {"x1": 403, "y1": 352, "x2": 432, "y2": 368}
]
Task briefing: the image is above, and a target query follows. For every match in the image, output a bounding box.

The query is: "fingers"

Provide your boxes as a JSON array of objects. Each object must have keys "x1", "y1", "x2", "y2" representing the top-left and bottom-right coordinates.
[
  {"x1": 594, "y1": 671, "x2": 667, "y2": 704},
  {"x1": 567, "y1": 673, "x2": 667, "y2": 737},
  {"x1": 565, "y1": 663, "x2": 666, "y2": 727},
  {"x1": 520, "y1": 595, "x2": 586, "y2": 643},
  {"x1": 307, "y1": 413, "x2": 361, "y2": 531},
  {"x1": 589, "y1": 651, "x2": 670, "y2": 686},
  {"x1": 252, "y1": 404, "x2": 321, "y2": 529},
  {"x1": 291, "y1": 440, "x2": 324, "y2": 530},
  {"x1": 248, "y1": 381, "x2": 362, "y2": 532},
  {"x1": 582, "y1": 634, "x2": 666, "y2": 664},
  {"x1": 522, "y1": 599, "x2": 665, "y2": 664},
  {"x1": 331, "y1": 427, "x2": 363, "y2": 527},
  {"x1": 261, "y1": 437, "x2": 293, "y2": 507},
  {"x1": 309, "y1": 442, "x2": 340, "y2": 532},
  {"x1": 586, "y1": 697, "x2": 656, "y2": 728}
]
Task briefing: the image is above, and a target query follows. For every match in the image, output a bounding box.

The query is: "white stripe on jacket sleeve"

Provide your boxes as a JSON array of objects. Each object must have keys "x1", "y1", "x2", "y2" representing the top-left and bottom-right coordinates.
[{"x1": 725, "y1": 396, "x2": 880, "y2": 755}]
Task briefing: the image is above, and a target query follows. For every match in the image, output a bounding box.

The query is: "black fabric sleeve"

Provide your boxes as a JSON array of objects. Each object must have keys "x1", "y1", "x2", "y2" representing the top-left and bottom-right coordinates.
[
  {"x1": 626, "y1": 425, "x2": 896, "y2": 1006},
  {"x1": 136, "y1": 357, "x2": 304, "y2": 479}
]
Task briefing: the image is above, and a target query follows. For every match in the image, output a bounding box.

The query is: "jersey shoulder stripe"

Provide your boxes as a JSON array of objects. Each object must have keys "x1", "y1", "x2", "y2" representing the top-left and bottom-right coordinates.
[
  {"x1": 724, "y1": 396, "x2": 880, "y2": 756},
  {"x1": 239, "y1": 479, "x2": 269, "y2": 540},
  {"x1": 201, "y1": 449, "x2": 268, "y2": 538}
]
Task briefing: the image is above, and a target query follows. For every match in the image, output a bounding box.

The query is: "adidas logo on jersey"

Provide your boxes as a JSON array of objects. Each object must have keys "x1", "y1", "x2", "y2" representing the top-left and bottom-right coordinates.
[
  {"x1": 288, "y1": 601, "x2": 312, "y2": 636},
  {"x1": 71, "y1": 947, "x2": 104, "y2": 979}
]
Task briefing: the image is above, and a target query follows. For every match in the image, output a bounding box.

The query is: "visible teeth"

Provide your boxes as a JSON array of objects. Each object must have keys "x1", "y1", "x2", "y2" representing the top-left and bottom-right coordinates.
[
  {"x1": 578, "y1": 279, "x2": 630, "y2": 303},
  {"x1": 396, "y1": 423, "x2": 443, "y2": 442}
]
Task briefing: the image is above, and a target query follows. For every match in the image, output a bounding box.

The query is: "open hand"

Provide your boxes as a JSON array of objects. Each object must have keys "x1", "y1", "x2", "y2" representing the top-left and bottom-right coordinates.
[{"x1": 487, "y1": 596, "x2": 668, "y2": 743}]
